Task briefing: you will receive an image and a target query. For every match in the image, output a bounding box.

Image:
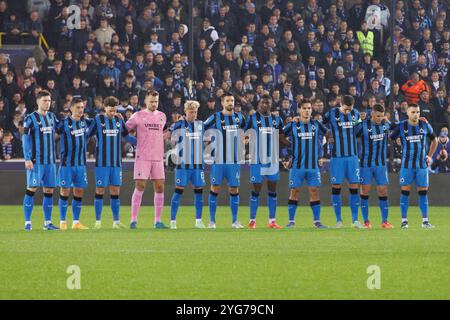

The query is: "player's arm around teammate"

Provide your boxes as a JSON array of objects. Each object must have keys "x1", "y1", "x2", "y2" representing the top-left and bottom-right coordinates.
[
  {"x1": 57, "y1": 98, "x2": 90, "y2": 230},
  {"x1": 323, "y1": 95, "x2": 362, "y2": 228},
  {"x1": 88, "y1": 96, "x2": 128, "y2": 229},
  {"x1": 205, "y1": 93, "x2": 245, "y2": 229},
  {"x1": 247, "y1": 95, "x2": 284, "y2": 229},
  {"x1": 355, "y1": 104, "x2": 393, "y2": 229},
  {"x1": 284, "y1": 100, "x2": 328, "y2": 229},
  {"x1": 390, "y1": 104, "x2": 438, "y2": 229},
  {"x1": 22, "y1": 90, "x2": 59, "y2": 231},
  {"x1": 167, "y1": 101, "x2": 206, "y2": 229}
]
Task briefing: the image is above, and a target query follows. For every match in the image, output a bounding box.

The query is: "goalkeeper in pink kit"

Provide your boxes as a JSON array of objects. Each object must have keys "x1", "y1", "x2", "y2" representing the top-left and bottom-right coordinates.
[{"x1": 126, "y1": 90, "x2": 168, "y2": 229}]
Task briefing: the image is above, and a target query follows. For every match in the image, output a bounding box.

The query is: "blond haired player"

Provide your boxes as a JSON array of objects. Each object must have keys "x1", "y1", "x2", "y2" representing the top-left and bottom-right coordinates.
[{"x1": 168, "y1": 100, "x2": 206, "y2": 229}]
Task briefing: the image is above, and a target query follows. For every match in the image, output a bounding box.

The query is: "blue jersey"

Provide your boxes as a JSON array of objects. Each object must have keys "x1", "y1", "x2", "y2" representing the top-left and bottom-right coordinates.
[
  {"x1": 57, "y1": 117, "x2": 90, "y2": 167},
  {"x1": 23, "y1": 111, "x2": 58, "y2": 165},
  {"x1": 88, "y1": 115, "x2": 129, "y2": 167},
  {"x1": 323, "y1": 108, "x2": 360, "y2": 158},
  {"x1": 244, "y1": 112, "x2": 284, "y2": 164},
  {"x1": 204, "y1": 111, "x2": 246, "y2": 164},
  {"x1": 391, "y1": 120, "x2": 435, "y2": 169},
  {"x1": 355, "y1": 119, "x2": 391, "y2": 167},
  {"x1": 283, "y1": 120, "x2": 328, "y2": 169},
  {"x1": 169, "y1": 119, "x2": 204, "y2": 170}
]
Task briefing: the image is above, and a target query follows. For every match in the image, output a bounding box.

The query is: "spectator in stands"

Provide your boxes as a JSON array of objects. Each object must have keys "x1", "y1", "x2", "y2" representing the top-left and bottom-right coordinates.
[
  {"x1": 0, "y1": 97, "x2": 8, "y2": 127},
  {"x1": 1, "y1": 71, "x2": 20, "y2": 103},
  {"x1": 4, "y1": 12, "x2": 23, "y2": 44},
  {"x1": 94, "y1": 17, "x2": 115, "y2": 48},
  {"x1": 402, "y1": 72, "x2": 430, "y2": 104},
  {"x1": 432, "y1": 127, "x2": 450, "y2": 173},
  {"x1": 0, "y1": 1, "x2": 9, "y2": 30}
]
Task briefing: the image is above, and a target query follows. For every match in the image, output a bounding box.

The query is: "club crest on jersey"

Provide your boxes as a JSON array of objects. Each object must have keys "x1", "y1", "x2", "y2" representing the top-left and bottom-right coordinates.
[
  {"x1": 311, "y1": 125, "x2": 316, "y2": 131},
  {"x1": 272, "y1": 120, "x2": 277, "y2": 126},
  {"x1": 116, "y1": 122, "x2": 121, "y2": 127},
  {"x1": 352, "y1": 115, "x2": 356, "y2": 121},
  {"x1": 198, "y1": 124, "x2": 202, "y2": 130},
  {"x1": 419, "y1": 128, "x2": 425, "y2": 134}
]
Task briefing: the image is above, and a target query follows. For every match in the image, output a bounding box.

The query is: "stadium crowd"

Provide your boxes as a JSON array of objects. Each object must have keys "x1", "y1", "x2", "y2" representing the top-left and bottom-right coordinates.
[{"x1": 0, "y1": 0, "x2": 449, "y2": 172}]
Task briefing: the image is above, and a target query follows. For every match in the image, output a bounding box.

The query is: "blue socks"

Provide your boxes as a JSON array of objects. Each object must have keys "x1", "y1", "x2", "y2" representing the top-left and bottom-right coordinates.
[
  {"x1": 268, "y1": 192, "x2": 277, "y2": 221},
  {"x1": 361, "y1": 195, "x2": 389, "y2": 223},
  {"x1": 349, "y1": 189, "x2": 360, "y2": 223},
  {"x1": 230, "y1": 193, "x2": 239, "y2": 223},
  {"x1": 249, "y1": 192, "x2": 259, "y2": 220},
  {"x1": 310, "y1": 200, "x2": 321, "y2": 222},
  {"x1": 43, "y1": 193, "x2": 53, "y2": 222},
  {"x1": 400, "y1": 190, "x2": 410, "y2": 220},
  {"x1": 72, "y1": 197, "x2": 82, "y2": 221},
  {"x1": 94, "y1": 193, "x2": 103, "y2": 221},
  {"x1": 170, "y1": 189, "x2": 183, "y2": 221},
  {"x1": 331, "y1": 188, "x2": 342, "y2": 222},
  {"x1": 418, "y1": 190, "x2": 428, "y2": 220},
  {"x1": 209, "y1": 191, "x2": 218, "y2": 223},
  {"x1": 110, "y1": 195, "x2": 120, "y2": 222},
  {"x1": 379, "y1": 196, "x2": 389, "y2": 223},
  {"x1": 288, "y1": 200, "x2": 297, "y2": 221},
  {"x1": 194, "y1": 189, "x2": 203, "y2": 220},
  {"x1": 23, "y1": 190, "x2": 35, "y2": 223},
  {"x1": 59, "y1": 195, "x2": 69, "y2": 221},
  {"x1": 360, "y1": 195, "x2": 369, "y2": 222}
]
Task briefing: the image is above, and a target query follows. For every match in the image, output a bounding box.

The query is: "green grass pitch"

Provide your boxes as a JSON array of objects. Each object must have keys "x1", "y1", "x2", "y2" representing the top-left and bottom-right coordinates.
[{"x1": 0, "y1": 205, "x2": 449, "y2": 300}]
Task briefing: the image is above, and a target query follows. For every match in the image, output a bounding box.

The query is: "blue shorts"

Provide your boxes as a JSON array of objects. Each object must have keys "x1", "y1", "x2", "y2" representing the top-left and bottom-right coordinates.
[
  {"x1": 400, "y1": 168, "x2": 429, "y2": 188},
  {"x1": 26, "y1": 164, "x2": 57, "y2": 188},
  {"x1": 330, "y1": 156, "x2": 360, "y2": 185},
  {"x1": 210, "y1": 164, "x2": 240, "y2": 187},
  {"x1": 95, "y1": 167, "x2": 122, "y2": 188},
  {"x1": 360, "y1": 166, "x2": 389, "y2": 186},
  {"x1": 250, "y1": 164, "x2": 280, "y2": 184},
  {"x1": 289, "y1": 168, "x2": 321, "y2": 188},
  {"x1": 58, "y1": 166, "x2": 88, "y2": 189},
  {"x1": 175, "y1": 168, "x2": 206, "y2": 188}
]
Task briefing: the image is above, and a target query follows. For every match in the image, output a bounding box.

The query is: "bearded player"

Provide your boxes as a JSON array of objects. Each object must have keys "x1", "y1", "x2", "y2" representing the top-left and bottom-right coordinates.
[{"x1": 126, "y1": 90, "x2": 168, "y2": 229}]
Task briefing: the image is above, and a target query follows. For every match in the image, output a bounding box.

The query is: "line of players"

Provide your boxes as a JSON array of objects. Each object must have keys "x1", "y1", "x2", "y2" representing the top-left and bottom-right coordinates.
[{"x1": 21, "y1": 90, "x2": 438, "y2": 231}]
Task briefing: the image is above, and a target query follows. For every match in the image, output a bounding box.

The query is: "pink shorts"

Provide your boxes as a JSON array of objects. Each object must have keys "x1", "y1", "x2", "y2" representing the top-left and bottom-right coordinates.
[{"x1": 133, "y1": 160, "x2": 165, "y2": 180}]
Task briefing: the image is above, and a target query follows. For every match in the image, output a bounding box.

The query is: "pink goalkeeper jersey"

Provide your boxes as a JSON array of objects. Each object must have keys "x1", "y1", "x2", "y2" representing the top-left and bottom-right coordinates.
[{"x1": 126, "y1": 109, "x2": 167, "y2": 161}]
